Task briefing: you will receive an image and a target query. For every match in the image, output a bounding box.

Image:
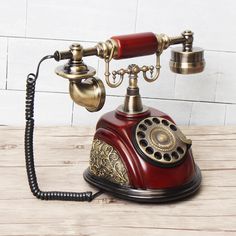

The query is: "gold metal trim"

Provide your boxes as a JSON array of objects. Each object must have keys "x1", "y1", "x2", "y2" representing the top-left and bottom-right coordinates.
[
  {"x1": 150, "y1": 127, "x2": 176, "y2": 152},
  {"x1": 115, "y1": 64, "x2": 156, "y2": 114},
  {"x1": 89, "y1": 139, "x2": 130, "y2": 186},
  {"x1": 52, "y1": 30, "x2": 205, "y2": 113},
  {"x1": 55, "y1": 43, "x2": 97, "y2": 80},
  {"x1": 55, "y1": 64, "x2": 96, "y2": 80},
  {"x1": 169, "y1": 47, "x2": 205, "y2": 74},
  {"x1": 69, "y1": 77, "x2": 106, "y2": 112},
  {"x1": 116, "y1": 105, "x2": 149, "y2": 115}
]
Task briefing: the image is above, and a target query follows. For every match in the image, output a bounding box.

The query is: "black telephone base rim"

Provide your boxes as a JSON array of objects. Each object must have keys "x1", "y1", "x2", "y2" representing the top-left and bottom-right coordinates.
[{"x1": 83, "y1": 166, "x2": 202, "y2": 203}]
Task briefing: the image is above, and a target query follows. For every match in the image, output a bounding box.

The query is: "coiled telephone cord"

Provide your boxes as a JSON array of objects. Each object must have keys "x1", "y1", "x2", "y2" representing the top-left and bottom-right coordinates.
[{"x1": 25, "y1": 55, "x2": 102, "y2": 201}]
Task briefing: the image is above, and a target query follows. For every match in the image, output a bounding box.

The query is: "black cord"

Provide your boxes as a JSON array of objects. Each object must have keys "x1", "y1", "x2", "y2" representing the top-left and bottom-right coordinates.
[{"x1": 25, "y1": 55, "x2": 102, "y2": 201}]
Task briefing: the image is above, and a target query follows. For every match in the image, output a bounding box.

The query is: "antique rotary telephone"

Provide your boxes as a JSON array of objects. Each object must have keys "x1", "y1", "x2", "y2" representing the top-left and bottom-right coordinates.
[{"x1": 25, "y1": 30, "x2": 205, "y2": 202}]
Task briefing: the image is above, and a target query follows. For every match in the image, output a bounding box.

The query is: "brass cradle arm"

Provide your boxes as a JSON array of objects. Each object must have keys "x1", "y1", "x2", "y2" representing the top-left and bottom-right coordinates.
[
  {"x1": 54, "y1": 30, "x2": 196, "y2": 86},
  {"x1": 53, "y1": 30, "x2": 204, "y2": 112}
]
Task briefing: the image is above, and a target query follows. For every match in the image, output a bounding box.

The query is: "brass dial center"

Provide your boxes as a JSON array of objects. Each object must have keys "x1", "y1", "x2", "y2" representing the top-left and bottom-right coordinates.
[
  {"x1": 150, "y1": 127, "x2": 175, "y2": 151},
  {"x1": 156, "y1": 132, "x2": 169, "y2": 144}
]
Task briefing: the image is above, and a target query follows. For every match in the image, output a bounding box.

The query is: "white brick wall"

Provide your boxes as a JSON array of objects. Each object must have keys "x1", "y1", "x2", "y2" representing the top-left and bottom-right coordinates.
[{"x1": 0, "y1": 0, "x2": 235, "y2": 126}]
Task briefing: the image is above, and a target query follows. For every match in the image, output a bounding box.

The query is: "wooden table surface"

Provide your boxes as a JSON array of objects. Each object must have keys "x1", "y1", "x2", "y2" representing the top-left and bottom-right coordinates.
[{"x1": 0, "y1": 126, "x2": 235, "y2": 236}]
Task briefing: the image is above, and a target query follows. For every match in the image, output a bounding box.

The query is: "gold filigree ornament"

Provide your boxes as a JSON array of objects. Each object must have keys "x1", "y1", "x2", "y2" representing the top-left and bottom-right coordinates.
[{"x1": 89, "y1": 139, "x2": 130, "y2": 186}]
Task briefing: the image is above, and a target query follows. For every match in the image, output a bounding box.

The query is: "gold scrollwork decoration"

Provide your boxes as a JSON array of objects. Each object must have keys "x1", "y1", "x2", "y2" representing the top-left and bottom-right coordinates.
[{"x1": 89, "y1": 139, "x2": 130, "y2": 186}]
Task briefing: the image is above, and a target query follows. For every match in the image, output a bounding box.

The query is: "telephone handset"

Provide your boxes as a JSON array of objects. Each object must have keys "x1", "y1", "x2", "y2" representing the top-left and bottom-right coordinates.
[{"x1": 25, "y1": 30, "x2": 205, "y2": 202}]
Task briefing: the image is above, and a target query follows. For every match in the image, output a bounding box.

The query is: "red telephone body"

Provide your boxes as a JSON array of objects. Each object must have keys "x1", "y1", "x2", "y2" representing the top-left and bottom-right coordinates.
[{"x1": 84, "y1": 107, "x2": 201, "y2": 202}]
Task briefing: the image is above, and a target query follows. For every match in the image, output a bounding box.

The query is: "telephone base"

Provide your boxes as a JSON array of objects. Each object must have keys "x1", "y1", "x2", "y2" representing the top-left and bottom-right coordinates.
[
  {"x1": 84, "y1": 166, "x2": 201, "y2": 203},
  {"x1": 83, "y1": 107, "x2": 202, "y2": 203}
]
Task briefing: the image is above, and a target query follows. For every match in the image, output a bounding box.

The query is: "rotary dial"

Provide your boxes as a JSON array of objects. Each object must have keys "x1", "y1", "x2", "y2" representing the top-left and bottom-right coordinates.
[{"x1": 135, "y1": 116, "x2": 192, "y2": 166}]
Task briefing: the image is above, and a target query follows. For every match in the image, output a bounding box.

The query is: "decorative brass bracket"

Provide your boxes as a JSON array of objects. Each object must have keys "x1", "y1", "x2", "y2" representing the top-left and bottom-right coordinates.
[
  {"x1": 103, "y1": 44, "x2": 163, "y2": 88},
  {"x1": 112, "y1": 52, "x2": 162, "y2": 84},
  {"x1": 52, "y1": 30, "x2": 205, "y2": 113}
]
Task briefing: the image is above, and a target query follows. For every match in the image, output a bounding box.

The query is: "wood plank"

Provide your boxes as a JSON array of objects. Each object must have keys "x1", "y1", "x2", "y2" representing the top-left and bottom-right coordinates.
[
  {"x1": 0, "y1": 198, "x2": 235, "y2": 232},
  {"x1": 0, "y1": 224, "x2": 235, "y2": 236},
  {"x1": 0, "y1": 166, "x2": 235, "y2": 200},
  {"x1": 0, "y1": 126, "x2": 235, "y2": 235},
  {"x1": 1, "y1": 126, "x2": 236, "y2": 169}
]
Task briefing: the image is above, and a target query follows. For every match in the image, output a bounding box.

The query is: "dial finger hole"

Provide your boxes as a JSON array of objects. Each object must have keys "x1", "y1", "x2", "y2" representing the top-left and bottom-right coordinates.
[
  {"x1": 144, "y1": 119, "x2": 152, "y2": 126},
  {"x1": 170, "y1": 124, "x2": 177, "y2": 131},
  {"x1": 177, "y1": 146, "x2": 184, "y2": 154},
  {"x1": 162, "y1": 119, "x2": 169, "y2": 126},
  {"x1": 137, "y1": 131, "x2": 145, "y2": 139},
  {"x1": 171, "y1": 151, "x2": 179, "y2": 159},
  {"x1": 140, "y1": 139, "x2": 148, "y2": 147},
  {"x1": 139, "y1": 124, "x2": 147, "y2": 131},
  {"x1": 152, "y1": 118, "x2": 160, "y2": 124},
  {"x1": 146, "y1": 146, "x2": 154, "y2": 155},
  {"x1": 154, "y1": 152, "x2": 162, "y2": 160},
  {"x1": 163, "y1": 153, "x2": 171, "y2": 161}
]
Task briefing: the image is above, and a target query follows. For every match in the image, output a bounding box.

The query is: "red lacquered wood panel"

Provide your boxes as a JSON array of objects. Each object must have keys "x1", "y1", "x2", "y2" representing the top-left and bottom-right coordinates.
[
  {"x1": 111, "y1": 32, "x2": 158, "y2": 59},
  {"x1": 95, "y1": 107, "x2": 196, "y2": 189}
]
